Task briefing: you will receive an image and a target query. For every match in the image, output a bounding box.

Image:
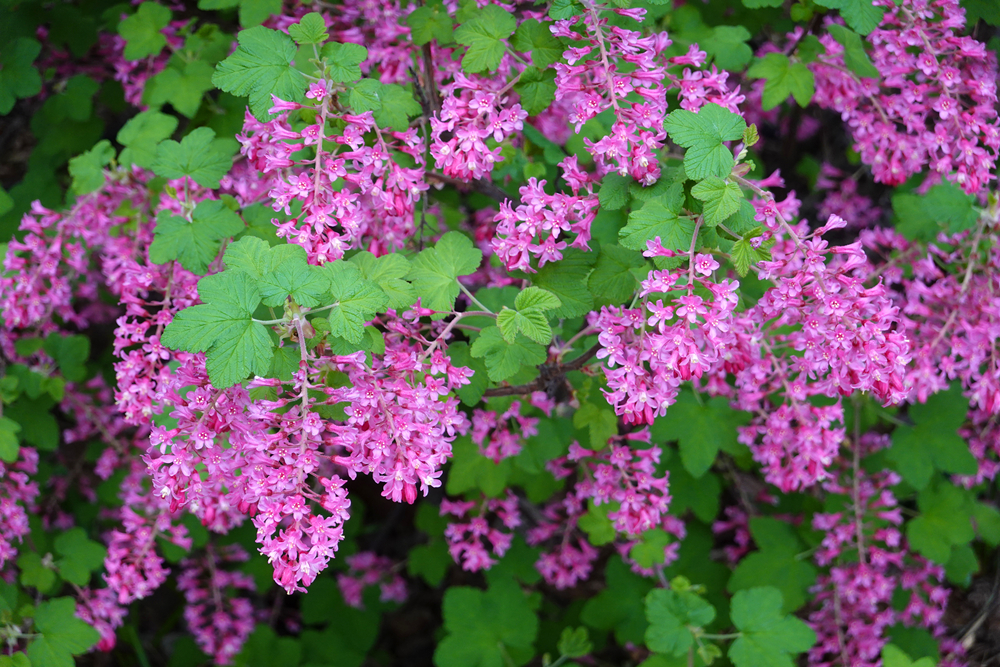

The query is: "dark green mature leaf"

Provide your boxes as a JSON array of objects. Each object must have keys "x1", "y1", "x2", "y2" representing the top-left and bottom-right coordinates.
[
  {"x1": 455, "y1": 5, "x2": 516, "y2": 73},
  {"x1": 117, "y1": 111, "x2": 178, "y2": 169},
  {"x1": 119, "y1": 2, "x2": 172, "y2": 60},
  {"x1": 620, "y1": 188, "x2": 691, "y2": 252},
  {"x1": 882, "y1": 644, "x2": 937, "y2": 667},
  {"x1": 0, "y1": 417, "x2": 20, "y2": 463},
  {"x1": 748, "y1": 53, "x2": 815, "y2": 110},
  {"x1": 152, "y1": 127, "x2": 235, "y2": 188},
  {"x1": 144, "y1": 59, "x2": 216, "y2": 118},
  {"x1": 68, "y1": 140, "x2": 115, "y2": 196},
  {"x1": 533, "y1": 249, "x2": 595, "y2": 318},
  {"x1": 727, "y1": 517, "x2": 817, "y2": 612},
  {"x1": 26, "y1": 598, "x2": 100, "y2": 667},
  {"x1": 665, "y1": 103, "x2": 747, "y2": 180},
  {"x1": 324, "y1": 262, "x2": 389, "y2": 344},
  {"x1": 212, "y1": 26, "x2": 308, "y2": 120},
  {"x1": 408, "y1": 232, "x2": 483, "y2": 317},
  {"x1": 373, "y1": 84, "x2": 422, "y2": 131},
  {"x1": 907, "y1": 482, "x2": 976, "y2": 563},
  {"x1": 348, "y1": 79, "x2": 382, "y2": 112},
  {"x1": 150, "y1": 200, "x2": 245, "y2": 274},
  {"x1": 512, "y1": 19, "x2": 564, "y2": 67},
  {"x1": 893, "y1": 181, "x2": 979, "y2": 240},
  {"x1": 827, "y1": 25, "x2": 879, "y2": 78},
  {"x1": 322, "y1": 42, "x2": 368, "y2": 82},
  {"x1": 514, "y1": 67, "x2": 556, "y2": 116},
  {"x1": 54, "y1": 529, "x2": 106, "y2": 586},
  {"x1": 407, "y1": 1, "x2": 455, "y2": 46},
  {"x1": 471, "y1": 326, "x2": 546, "y2": 382},
  {"x1": 435, "y1": 579, "x2": 538, "y2": 667},
  {"x1": 0, "y1": 38, "x2": 43, "y2": 115},
  {"x1": 703, "y1": 26, "x2": 753, "y2": 71},
  {"x1": 651, "y1": 390, "x2": 749, "y2": 478},
  {"x1": 589, "y1": 244, "x2": 646, "y2": 306},
  {"x1": 43, "y1": 333, "x2": 90, "y2": 383},
  {"x1": 574, "y1": 402, "x2": 618, "y2": 449},
  {"x1": 728, "y1": 588, "x2": 816, "y2": 667},
  {"x1": 814, "y1": 0, "x2": 885, "y2": 35},
  {"x1": 162, "y1": 270, "x2": 273, "y2": 388},
  {"x1": 581, "y1": 557, "x2": 653, "y2": 645},
  {"x1": 645, "y1": 588, "x2": 716, "y2": 656},
  {"x1": 741, "y1": 0, "x2": 783, "y2": 7},
  {"x1": 288, "y1": 12, "x2": 328, "y2": 45},
  {"x1": 599, "y1": 173, "x2": 633, "y2": 211},
  {"x1": 887, "y1": 384, "x2": 976, "y2": 489}
]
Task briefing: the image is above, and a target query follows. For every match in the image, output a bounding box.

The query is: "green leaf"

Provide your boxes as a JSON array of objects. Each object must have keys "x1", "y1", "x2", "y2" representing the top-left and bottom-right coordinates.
[
  {"x1": 212, "y1": 25, "x2": 308, "y2": 120},
  {"x1": 19, "y1": 551, "x2": 56, "y2": 591},
  {"x1": 54, "y1": 529, "x2": 106, "y2": 586},
  {"x1": 373, "y1": 84, "x2": 422, "y2": 131},
  {"x1": 651, "y1": 390, "x2": 749, "y2": 478},
  {"x1": 515, "y1": 287, "x2": 561, "y2": 312},
  {"x1": 348, "y1": 78, "x2": 382, "y2": 113},
  {"x1": 578, "y1": 501, "x2": 616, "y2": 546},
  {"x1": 435, "y1": 579, "x2": 538, "y2": 667},
  {"x1": 813, "y1": 0, "x2": 884, "y2": 35},
  {"x1": 43, "y1": 334, "x2": 90, "y2": 383},
  {"x1": 664, "y1": 103, "x2": 747, "y2": 180},
  {"x1": 144, "y1": 59, "x2": 216, "y2": 118},
  {"x1": 321, "y1": 42, "x2": 368, "y2": 83},
  {"x1": 973, "y1": 502, "x2": 1000, "y2": 546},
  {"x1": 0, "y1": 417, "x2": 20, "y2": 463},
  {"x1": 454, "y1": 5, "x2": 516, "y2": 73},
  {"x1": 162, "y1": 270, "x2": 274, "y2": 389},
  {"x1": 497, "y1": 308, "x2": 552, "y2": 345},
  {"x1": 514, "y1": 67, "x2": 556, "y2": 116},
  {"x1": 580, "y1": 557, "x2": 653, "y2": 645},
  {"x1": 406, "y1": 1, "x2": 455, "y2": 46},
  {"x1": 826, "y1": 25, "x2": 879, "y2": 78},
  {"x1": 727, "y1": 517, "x2": 817, "y2": 612},
  {"x1": 27, "y1": 598, "x2": 100, "y2": 667},
  {"x1": 630, "y1": 528, "x2": 672, "y2": 568},
  {"x1": 741, "y1": 0, "x2": 783, "y2": 7},
  {"x1": 691, "y1": 177, "x2": 744, "y2": 227},
  {"x1": 119, "y1": 2, "x2": 172, "y2": 60},
  {"x1": 0, "y1": 38, "x2": 43, "y2": 115},
  {"x1": 727, "y1": 588, "x2": 816, "y2": 667},
  {"x1": 68, "y1": 140, "x2": 115, "y2": 196},
  {"x1": 589, "y1": 244, "x2": 646, "y2": 306},
  {"x1": 703, "y1": 26, "x2": 753, "y2": 71},
  {"x1": 730, "y1": 233, "x2": 772, "y2": 277},
  {"x1": 0, "y1": 653, "x2": 30, "y2": 667},
  {"x1": 533, "y1": 249, "x2": 595, "y2": 318},
  {"x1": 747, "y1": 53, "x2": 815, "y2": 110},
  {"x1": 117, "y1": 111, "x2": 178, "y2": 169},
  {"x1": 574, "y1": 402, "x2": 618, "y2": 449},
  {"x1": 907, "y1": 482, "x2": 976, "y2": 564},
  {"x1": 599, "y1": 173, "x2": 633, "y2": 211},
  {"x1": 324, "y1": 262, "x2": 389, "y2": 344},
  {"x1": 620, "y1": 189, "x2": 691, "y2": 252},
  {"x1": 408, "y1": 232, "x2": 483, "y2": 317},
  {"x1": 557, "y1": 627, "x2": 592, "y2": 659},
  {"x1": 882, "y1": 644, "x2": 937, "y2": 667},
  {"x1": 886, "y1": 384, "x2": 977, "y2": 489},
  {"x1": 152, "y1": 127, "x2": 235, "y2": 189},
  {"x1": 349, "y1": 251, "x2": 417, "y2": 310},
  {"x1": 645, "y1": 588, "x2": 716, "y2": 656},
  {"x1": 288, "y1": 12, "x2": 329, "y2": 45},
  {"x1": 893, "y1": 181, "x2": 979, "y2": 241},
  {"x1": 470, "y1": 326, "x2": 546, "y2": 382},
  {"x1": 512, "y1": 19, "x2": 564, "y2": 67},
  {"x1": 149, "y1": 200, "x2": 246, "y2": 275}
]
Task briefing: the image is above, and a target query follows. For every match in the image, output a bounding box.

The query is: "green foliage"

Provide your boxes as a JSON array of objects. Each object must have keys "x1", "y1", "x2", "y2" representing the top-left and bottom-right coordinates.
[
  {"x1": 0, "y1": 417, "x2": 20, "y2": 463},
  {"x1": 118, "y1": 3, "x2": 172, "y2": 60},
  {"x1": 651, "y1": 390, "x2": 748, "y2": 478},
  {"x1": 727, "y1": 588, "x2": 816, "y2": 667},
  {"x1": 514, "y1": 67, "x2": 557, "y2": 116},
  {"x1": 212, "y1": 26, "x2": 308, "y2": 120},
  {"x1": 533, "y1": 249, "x2": 595, "y2": 318},
  {"x1": 813, "y1": 0, "x2": 884, "y2": 35},
  {"x1": 435, "y1": 579, "x2": 539, "y2": 667},
  {"x1": 496, "y1": 287, "x2": 561, "y2": 345},
  {"x1": 26, "y1": 598, "x2": 101, "y2": 667},
  {"x1": 512, "y1": 19, "x2": 564, "y2": 67},
  {"x1": 407, "y1": 1, "x2": 455, "y2": 45},
  {"x1": 455, "y1": 5, "x2": 516, "y2": 73},
  {"x1": 288, "y1": 13, "x2": 329, "y2": 45},
  {"x1": 620, "y1": 190, "x2": 691, "y2": 252},
  {"x1": 703, "y1": 26, "x2": 753, "y2": 71},
  {"x1": 557, "y1": 627, "x2": 592, "y2": 659},
  {"x1": 906, "y1": 481, "x2": 976, "y2": 564},
  {"x1": 691, "y1": 177, "x2": 745, "y2": 227},
  {"x1": 53, "y1": 529, "x2": 106, "y2": 586},
  {"x1": 149, "y1": 200, "x2": 245, "y2": 274},
  {"x1": 748, "y1": 53, "x2": 815, "y2": 109},
  {"x1": 0, "y1": 38, "x2": 43, "y2": 115},
  {"x1": 408, "y1": 232, "x2": 483, "y2": 316},
  {"x1": 644, "y1": 584, "x2": 715, "y2": 657},
  {"x1": 349, "y1": 251, "x2": 417, "y2": 310},
  {"x1": 826, "y1": 25, "x2": 879, "y2": 78},
  {"x1": 322, "y1": 42, "x2": 369, "y2": 83},
  {"x1": 664, "y1": 103, "x2": 747, "y2": 180},
  {"x1": 892, "y1": 181, "x2": 980, "y2": 241},
  {"x1": 68, "y1": 141, "x2": 114, "y2": 196},
  {"x1": 589, "y1": 244, "x2": 647, "y2": 306},
  {"x1": 471, "y1": 326, "x2": 546, "y2": 382},
  {"x1": 882, "y1": 644, "x2": 937, "y2": 667},
  {"x1": 152, "y1": 127, "x2": 235, "y2": 189},
  {"x1": 117, "y1": 111, "x2": 179, "y2": 169},
  {"x1": 727, "y1": 517, "x2": 817, "y2": 612},
  {"x1": 581, "y1": 557, "x2": 653, "y2": 645},
  {"x1": 198, "y1": 0, "x2": 283, "y2": 28}
]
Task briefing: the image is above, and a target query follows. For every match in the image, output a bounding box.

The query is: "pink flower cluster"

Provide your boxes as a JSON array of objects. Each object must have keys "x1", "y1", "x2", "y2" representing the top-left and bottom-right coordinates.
[
  {"x1": 470, "y1": 400, "x2": 539, "y2": 463},
  {"x1": 0, "y1": 447, "x2": 39, "y2": 568},
  {"x1": 441, "y1": 493, "x2": 521, "y2": 571},
  {"x1": 526, "y1": 494, "x2": 600, "y2": 589},
  {"x1": 810, "y1": 0, "x2": 1000, "y2": 192},
  {"x1": 337, "y1": 551, "x2": 408, "y2": 608}
]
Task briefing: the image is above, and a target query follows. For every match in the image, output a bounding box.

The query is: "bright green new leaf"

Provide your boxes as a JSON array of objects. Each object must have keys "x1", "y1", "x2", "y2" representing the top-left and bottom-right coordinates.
[
  {"x1": 827, "y1": 25, "x2": 879, "y2": 78},
  {"x1": 813, "y1": 0, "x2": 884, "y2": 35},
  {"x1": 119, "y1": 3, "x2": 172, "y2": 60},
  {"x1": 515, "y1": 287, "x2": 561, "y2": 312},
  {"x1": 408, "y1": 232, "x2": 483, "y2": 317},
  {"x1": 144, "y1": 59, "x2": 216, "y2": 118},
  {"x1": 152, "y1": 127, "x2": 235, "y2": 188},
  {"x1": 350, "y1": 251, "x2": 417, "y2": 310},
  {"x1": 882, "y1": 644, "x2": 936, "y2": 667},
  {"x1": 225, "y1": 238, "x2": 331, "y2": 307},
  {"x1": 630, "y1": 529, "x2": 672, "y2": 569},
  {"x1": 0, "y1": 38, "x2": 43, "y2": 115},
  {"x1": 288, "y1": 13, "x2": 329, "y2": 45},
  {"x1": 373, "y1": 84, "x2": 422, "y2": 131},
  {"x1": 704, "y1": 26, "x2": 753, "y2": 71},
  {"x1": 199, "y1": 0, "x2": 283, "y2": 27},
  {"x1": 574, "y1": 402, "x2": 618, "y2": 449},
  {"x1": 747, "y1": 53, "x2": 815, "y2": 110},
  {"x1": 512, "y1": 19, "x2": 564, "y2": 67},
  {"x1": 497, "y1": 307, "x2": 552, "y2": 345},
  {"x1": 0, "y1": 417, "x2": 20, "y2": 463},
  {"x1": 907, "y1": 482, "x2": 976, "y2": 564},
  {"x1": 162, "y1": 270, "x2": 274, "y2": 389},
  {"x1": 727, "y1": 517, "x2": 817, "y2": 612},
  {"x1": 514, "y1": 67, "x2": 556, "y2": 116},
  {"x1": 730, "y1": 233, "x2": 772, "y2": 277},
  {"x1": 322, "y1": 42, "x2": 369, "y2": 82},
  {"x1": 589, "y1": 244, "x2": 646, "y2": 306},
  {"x1": 117, "y1": 111, "x2": 178, "y2": 168},
  {"x1": 68, "y1": 140, "x2": 115, "y2": 196},
  {"x1": 149, "y1": 200, "x2": 245, "y2": 275},
  {"x1": 407, "y1": 1, "x2": 455, "y2": 46},
  {"x1": 651, "y1": 390, "x2": 749, "y2": 478},
  {"x1": 0, "y1": 652, "x2": 30, "y2": 667},
  {"x1": 558, "y1": 627, "x2": 592, "y2": 659},
  {"x1": 54, "y1": 528, "x2": 107, "y2": 586},
  {"x1": 324, "y1": 262, "x2": 389, "y2": 344},
  {"x1": 645, "y1": 588, "x2": 716, "y2": 656},
  {"x1": 887, "y1": 384, "x2": 977, "y2": 489},
  {"x1": 579, "y1": 501, "x2": 616, "y2": 546},
  {"x1": 212, "y1": 26, "x2": 308, "y2": 120},
  {"x1": 470, "y1": 326, "x2": 546, "y2": 382},
  {"x1": 727, "y1": 588, "x2": 816, "y2": 667},
  {"x1": 455, "y1": 5, "x2": 516, "y2": 73},
  {"x1": 619, "y1": 188, "x2": 691, "y2": 252},
  {"x1": 691, "y1": 177, "x2": 744, "y2": 227},
  {"x1": 27, "y1": 598, "x2": 100, "y2": 667},
  {"x1": 435, "y1": 579, "x2": 538, "y2": 667},
  {"x1": 665, "y1": 104, "x2": 747, "y2": 180}
]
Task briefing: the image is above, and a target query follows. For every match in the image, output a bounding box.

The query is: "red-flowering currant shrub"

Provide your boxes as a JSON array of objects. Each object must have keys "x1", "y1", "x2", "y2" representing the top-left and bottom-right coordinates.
[{"x1": 1, "y1": 0, "x2": 999, "y2": 665}]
